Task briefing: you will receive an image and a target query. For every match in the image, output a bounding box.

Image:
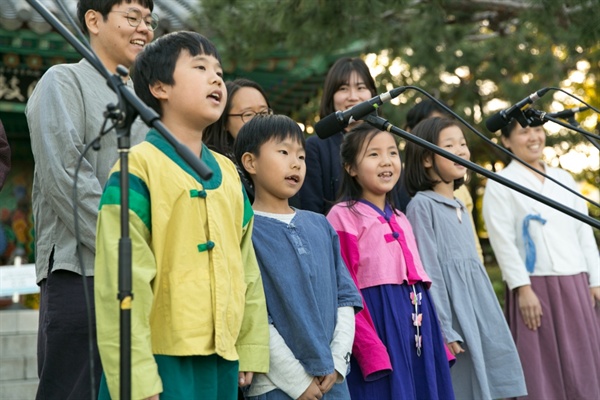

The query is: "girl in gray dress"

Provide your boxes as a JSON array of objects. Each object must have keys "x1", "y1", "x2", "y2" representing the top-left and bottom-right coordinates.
[{"x1": 403, "y1": 117, "x2": 526, "y2": 400}]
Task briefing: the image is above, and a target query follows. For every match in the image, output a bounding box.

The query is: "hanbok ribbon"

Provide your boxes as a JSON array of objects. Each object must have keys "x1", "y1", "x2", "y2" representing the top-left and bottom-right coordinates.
[{"x1": 522, "y1": 213, "x2": 547, "y2": 273}]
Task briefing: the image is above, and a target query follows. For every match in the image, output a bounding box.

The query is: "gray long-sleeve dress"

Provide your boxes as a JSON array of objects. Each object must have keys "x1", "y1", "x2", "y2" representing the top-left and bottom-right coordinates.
[{"x1": 406, "y1": 190, "x2": 526, "y2": 400}]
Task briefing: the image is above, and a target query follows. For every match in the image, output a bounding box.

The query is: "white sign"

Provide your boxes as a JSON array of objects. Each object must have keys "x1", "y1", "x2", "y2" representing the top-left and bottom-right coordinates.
[{"x1": 0, "y1": 264, "x2": 39, "y2": 297}]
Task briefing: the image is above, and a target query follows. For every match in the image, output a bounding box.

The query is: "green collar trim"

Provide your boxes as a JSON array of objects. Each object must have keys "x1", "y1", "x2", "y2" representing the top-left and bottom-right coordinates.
[{"x1": 146, "y1": 129, "x2": 222, "y2": 189}]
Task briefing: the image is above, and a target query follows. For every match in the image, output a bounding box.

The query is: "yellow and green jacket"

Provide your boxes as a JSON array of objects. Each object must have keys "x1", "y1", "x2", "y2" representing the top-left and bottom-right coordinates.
[{"x1": 95, "y1": 130, "x2": 269, "y2": 399}]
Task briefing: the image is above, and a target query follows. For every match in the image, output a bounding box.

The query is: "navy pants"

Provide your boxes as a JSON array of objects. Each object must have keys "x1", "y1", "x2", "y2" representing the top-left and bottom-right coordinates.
[{"x1": 36, "y1": 265, "x2": 101, "y2": 400}]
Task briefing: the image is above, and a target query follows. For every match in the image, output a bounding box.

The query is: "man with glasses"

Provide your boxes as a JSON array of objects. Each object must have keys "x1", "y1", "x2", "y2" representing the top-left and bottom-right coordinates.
[{"x1": 25, "y1": 1, "x2": 157, "y2": 399}]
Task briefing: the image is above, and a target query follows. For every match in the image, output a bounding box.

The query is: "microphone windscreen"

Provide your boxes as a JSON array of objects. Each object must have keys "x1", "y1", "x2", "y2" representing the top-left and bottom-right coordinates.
[
  {"x1": 485, "y1": 112, "x2": 508, "y2": 132},
  {"x1": 314, "y1": 113, "x2": 344, "y2": 139}
]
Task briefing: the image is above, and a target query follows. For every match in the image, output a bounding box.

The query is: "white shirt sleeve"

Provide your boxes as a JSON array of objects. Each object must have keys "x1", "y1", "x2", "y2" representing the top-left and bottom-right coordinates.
[
  {"x1": 330, "y1": 306, "x2": 355, "y2": 383},
  {"x1": 265, "y1": 323, "x2": 314, "y2": 399}
]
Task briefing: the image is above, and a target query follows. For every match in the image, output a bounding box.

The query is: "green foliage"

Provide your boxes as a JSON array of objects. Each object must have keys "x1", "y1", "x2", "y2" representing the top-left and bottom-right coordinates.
[
  {"x1": 197, "y1": 0, "x2": 599, "y2": 127},
  {"x1": 195, "y1": 0, "x2": 600, "y2": 232}
]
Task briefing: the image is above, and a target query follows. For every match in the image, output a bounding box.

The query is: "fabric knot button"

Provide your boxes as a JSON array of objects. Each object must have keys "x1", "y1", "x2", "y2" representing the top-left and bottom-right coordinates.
[
  {"x1": 197, "y1": 241, "x2": 215, "y2": 252},
  {"x1": 190, "y1": 189, "x2": 207, "y2": 198},
  {"x1": 392, "y1": 232, "x2": 400, "y2": 239}
]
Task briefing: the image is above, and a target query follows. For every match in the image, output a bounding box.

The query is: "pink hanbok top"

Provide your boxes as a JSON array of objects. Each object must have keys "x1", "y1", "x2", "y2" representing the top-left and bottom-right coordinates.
[{"x1": 327, "y1": 200, "x2": 433, "y2": 379}]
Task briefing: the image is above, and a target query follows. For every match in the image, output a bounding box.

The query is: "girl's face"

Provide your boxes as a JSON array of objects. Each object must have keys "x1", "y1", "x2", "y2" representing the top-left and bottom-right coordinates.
[
  {"x1": 226, "y1": 87, "x2": 270, "y2": 139},
  {"x1": 501, "y1": 125, "x2": 546, "y2": 168},
  {"x1": 333, "y1": 71, "x2": 373, "y2": 112},
  {"x1": 347, "y1": 131, "x2": 401, "y2": 209},
  {"x1": 426, "y1": 125, "x2": 470, "y2": 193}
]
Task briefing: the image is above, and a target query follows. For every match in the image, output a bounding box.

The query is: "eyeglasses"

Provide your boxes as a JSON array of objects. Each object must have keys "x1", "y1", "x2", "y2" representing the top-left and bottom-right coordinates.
[
  {"x1": 110, "y1": 8, "x2": 159, "y2": 32},
  {"x1": 229, "y1": 108, "x2": 273, "y2": 123}
]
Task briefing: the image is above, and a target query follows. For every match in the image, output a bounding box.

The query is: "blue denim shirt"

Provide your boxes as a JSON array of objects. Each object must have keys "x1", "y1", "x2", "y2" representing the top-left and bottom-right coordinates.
[{"x1": 252, "y1": 210, "x2": 362, "y2": 376}]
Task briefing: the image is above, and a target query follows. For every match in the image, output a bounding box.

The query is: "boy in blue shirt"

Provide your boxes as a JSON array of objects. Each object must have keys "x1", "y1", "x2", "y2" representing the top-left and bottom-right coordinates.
[
  {"x1": 95, "y1": 31, "x2": 269, "y2": 400},
  {"x1": 234, "y1": 114, "x2": 362, "y2": 399}
]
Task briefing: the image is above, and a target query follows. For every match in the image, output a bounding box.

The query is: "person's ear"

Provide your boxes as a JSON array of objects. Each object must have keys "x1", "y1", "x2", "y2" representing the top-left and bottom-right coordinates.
[
  {"x1": 344, "y1": 163, "x2": 357, "y2": 177},
  {"x1": 85, "y1": 10, "x2": 101, "y2": 36},
  {"x1": 149, "y1": 81, "x2": 169, "y2": 100},
  {"x1": 500, "y1": 136, "x2": 510, "y2": 150},
  {"x1": 423, "y1": 154, "x2": 433, "y2": 168},
  {"x1": 241, "y1": 152, "x2": 257, "y2": 176}
]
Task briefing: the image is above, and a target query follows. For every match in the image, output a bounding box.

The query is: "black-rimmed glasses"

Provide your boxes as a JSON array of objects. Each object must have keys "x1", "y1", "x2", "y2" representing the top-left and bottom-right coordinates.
[
  {"x1": 111, "y1": 8, "x2": 159, "y2": 32},
  {"x1": 228, "y1": 108, "x2": 273, "y2": 123}
]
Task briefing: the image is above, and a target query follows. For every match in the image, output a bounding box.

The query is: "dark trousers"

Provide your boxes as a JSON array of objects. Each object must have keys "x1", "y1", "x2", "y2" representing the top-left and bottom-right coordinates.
[{"x1": 36, "y1": 267, "x2": 101, "y2": 400}]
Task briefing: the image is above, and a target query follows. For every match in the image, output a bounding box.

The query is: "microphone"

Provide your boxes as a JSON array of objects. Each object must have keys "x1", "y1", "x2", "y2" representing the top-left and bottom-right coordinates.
[
  {"x1": 547, "y1": 106, "x2": 590, "y2": 119},
  {"x1": 314, "y1": 86, "x2": 407, "y2": 139},
  {"x1": 485, "y1": 88, "x2": 550, "y2": 132}
]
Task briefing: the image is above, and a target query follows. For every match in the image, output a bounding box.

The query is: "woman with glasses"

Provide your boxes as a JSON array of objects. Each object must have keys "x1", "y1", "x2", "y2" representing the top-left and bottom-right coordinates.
[
  {"x1": 205, "y1": 79, "x2": 272, "y2": 159},
  {"x1": 204, "y1": 78, "x2": 272, "y2": 202}
]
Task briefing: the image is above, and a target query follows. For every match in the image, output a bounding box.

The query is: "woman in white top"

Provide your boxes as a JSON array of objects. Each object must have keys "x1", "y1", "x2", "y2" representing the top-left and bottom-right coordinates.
[{"x1": 482, "y1": 118, "x2": 600, "y2": 400}]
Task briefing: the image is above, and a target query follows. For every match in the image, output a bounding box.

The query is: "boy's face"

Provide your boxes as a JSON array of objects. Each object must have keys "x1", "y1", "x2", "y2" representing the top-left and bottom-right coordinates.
[
  {"x1": 162, "y1": 51, "x2": 226, "y2": 130},
  {"x1": 88, "y1": 1, "x2": 155, "y2": 72},
  {"x1": 249, "y1": 137, "x2": 306, "y2": 201}
]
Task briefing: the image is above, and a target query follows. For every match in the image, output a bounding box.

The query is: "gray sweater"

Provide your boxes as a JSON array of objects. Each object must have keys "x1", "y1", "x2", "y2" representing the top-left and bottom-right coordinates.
[{"x1": 26, "y1": 59, "x2": 148, "y2": 282}]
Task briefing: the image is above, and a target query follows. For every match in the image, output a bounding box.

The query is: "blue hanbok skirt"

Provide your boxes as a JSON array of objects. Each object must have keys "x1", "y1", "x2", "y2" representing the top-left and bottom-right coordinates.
[{"x1": 347, "y1": 282, "x2": 455, "y2": 400}]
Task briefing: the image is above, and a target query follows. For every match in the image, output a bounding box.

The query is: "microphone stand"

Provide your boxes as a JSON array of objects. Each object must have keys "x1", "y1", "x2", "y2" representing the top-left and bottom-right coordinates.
[
  {"x1": 524, "y1": 108, "x2": 600, "y2": 152},
  {"x1": 401, "y1": 86, "x2": 600, "y2": 210},
  {"x1": 362, "y1": 114, "x2": 600, "y2": 230},
  {"x1": 26, "y1": 1, "x2": 214, "y2": 399}
]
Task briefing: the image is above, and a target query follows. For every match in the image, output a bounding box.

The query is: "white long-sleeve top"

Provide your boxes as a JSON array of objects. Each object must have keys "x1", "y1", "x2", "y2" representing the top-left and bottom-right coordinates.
[
  {"x1": 483, "y1": 161, "x2": 599, "y2": 290},
  {"x1": 246, "y1": 307, "x2": 355, "y2": 398}
]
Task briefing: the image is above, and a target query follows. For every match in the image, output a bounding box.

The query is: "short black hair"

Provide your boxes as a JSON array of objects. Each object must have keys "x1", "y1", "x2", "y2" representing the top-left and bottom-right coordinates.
[
  {"x1": 405, "y1": 98, "x2": 452, "y2": 131},
  {"x1": 131, "y1": 31, "x2": 220, "y2": 117},
  {"x1": 404, "y1": 117, "x2": 465, "y2": 196},
  {"x1": 234, "y1": 114, "x2": 305, "y2": 183},
  {"x1": 77, "y1": 0, "x2": 154, "y2": 35}
]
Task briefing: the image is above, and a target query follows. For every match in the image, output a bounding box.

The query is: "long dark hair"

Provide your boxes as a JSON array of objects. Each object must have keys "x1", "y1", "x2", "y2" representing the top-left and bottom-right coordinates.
[
  {"x1": 404, "y1": 117, "x2": 465, "y2": 196},
  {"x1": 203, "y1": 78, "x2": 271, "y2": 159},
  {"x1": 319, "y1": 57, "x2": 377, "y2": 119},
  {"x1": 405, "y1": 98, "x2": 452, "y2": 131},
  {"x1": 336, "y1": 123, "x2": 398, "y2": 212}
]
